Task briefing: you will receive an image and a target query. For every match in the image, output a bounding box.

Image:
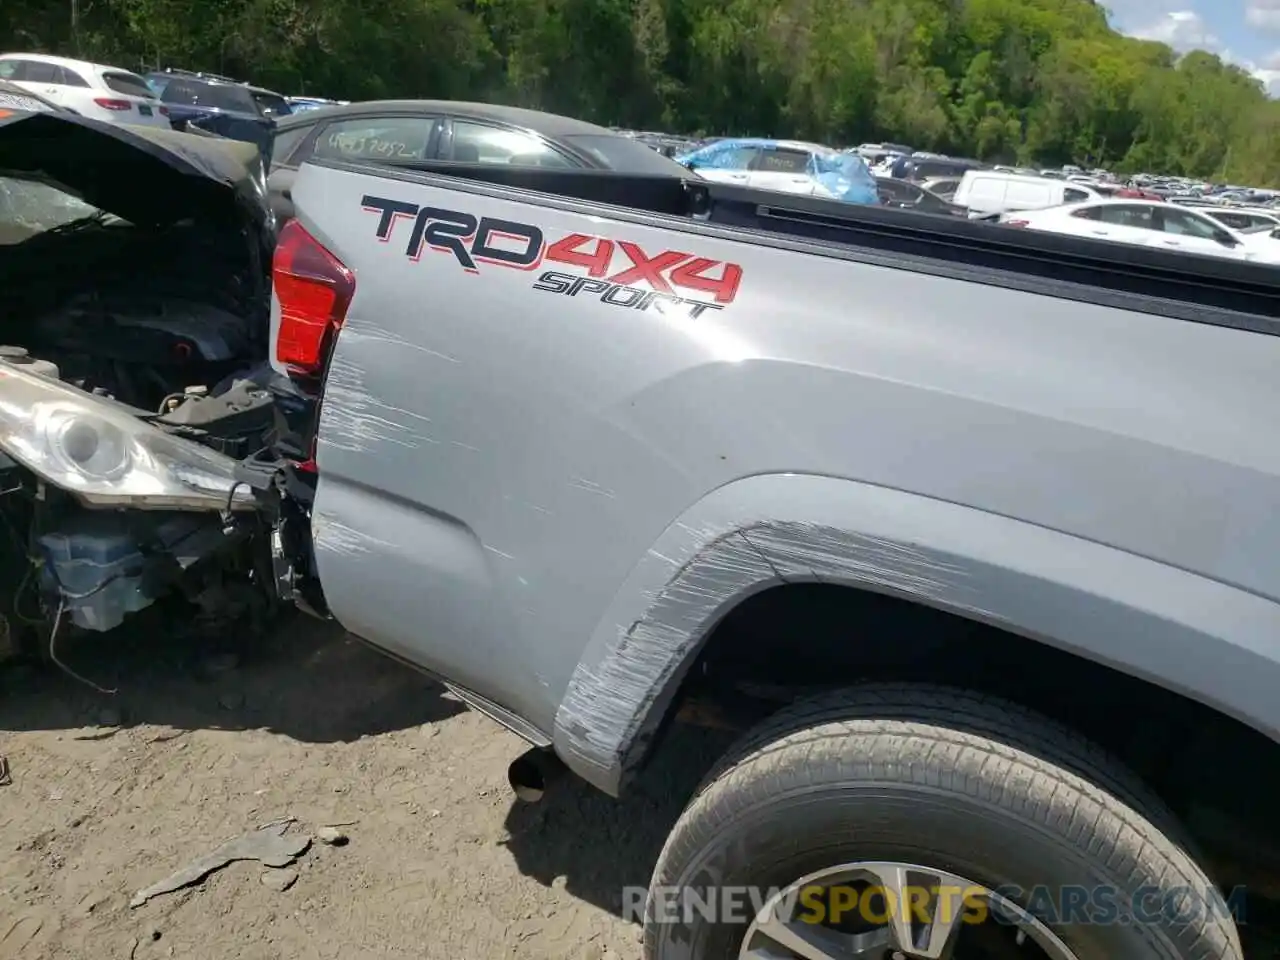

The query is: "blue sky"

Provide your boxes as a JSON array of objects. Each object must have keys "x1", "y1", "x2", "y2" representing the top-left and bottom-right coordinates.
[{"x1": 1105, "y1": 0, "x2": 1280, "y2": 93}]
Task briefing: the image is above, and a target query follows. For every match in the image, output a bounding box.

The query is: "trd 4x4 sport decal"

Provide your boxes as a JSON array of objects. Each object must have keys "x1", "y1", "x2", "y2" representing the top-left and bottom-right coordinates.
[{"x1": 361, "y1": 195, "x2": 743, "y2": 318}]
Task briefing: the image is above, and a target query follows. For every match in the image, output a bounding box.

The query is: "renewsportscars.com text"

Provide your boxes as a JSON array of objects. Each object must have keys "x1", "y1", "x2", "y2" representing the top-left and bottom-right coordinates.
[{"x1": 623, "y1": 883, "x2": 1248, "y2": 927}]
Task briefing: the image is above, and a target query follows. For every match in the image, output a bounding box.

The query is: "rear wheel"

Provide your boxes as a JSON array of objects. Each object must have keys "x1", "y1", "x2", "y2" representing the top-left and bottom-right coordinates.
[{"x1": 644, "y1": 684, "x2": 1242, "y2": 960}]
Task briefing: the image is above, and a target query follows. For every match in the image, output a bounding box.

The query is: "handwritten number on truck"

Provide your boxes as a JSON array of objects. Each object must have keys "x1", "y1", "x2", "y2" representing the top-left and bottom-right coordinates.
[{"x1": 361, "y1": 195, "x2": 743, "y2": 318}]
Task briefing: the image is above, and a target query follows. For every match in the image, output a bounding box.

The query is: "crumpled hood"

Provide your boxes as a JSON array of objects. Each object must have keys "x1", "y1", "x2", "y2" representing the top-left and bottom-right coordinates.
[{"x1": 0, "y1": 111, "x2": 273, "y2": 239}]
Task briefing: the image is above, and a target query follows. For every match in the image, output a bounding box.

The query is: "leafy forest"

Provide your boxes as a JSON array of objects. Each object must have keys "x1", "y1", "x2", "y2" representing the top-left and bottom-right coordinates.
[{"x1": 4, "y1": 0, "x2": 1280, "y2": 185}]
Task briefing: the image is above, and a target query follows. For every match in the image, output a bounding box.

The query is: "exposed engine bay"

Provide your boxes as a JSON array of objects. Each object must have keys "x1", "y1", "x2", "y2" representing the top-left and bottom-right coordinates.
[
  {"x1": 0, "y1": 205, "x2": 277, "y2": 455},
  {"x1": 0, "y1": 114, "x2": 287, "y2": 662}
]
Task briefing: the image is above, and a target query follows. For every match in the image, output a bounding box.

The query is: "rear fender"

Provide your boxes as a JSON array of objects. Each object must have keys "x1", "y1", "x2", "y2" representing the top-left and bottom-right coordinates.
[{"x1": 553, "y1": 473, "x2": 1280, "y2": 795}]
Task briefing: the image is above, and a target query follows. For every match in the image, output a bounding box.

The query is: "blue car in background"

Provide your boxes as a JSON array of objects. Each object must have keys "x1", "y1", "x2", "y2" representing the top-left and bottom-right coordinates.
[
  {"x1": 285, "y1": 96, "x2": 347, "y2": 114},
  {"x1": 675, "y1": 137, "x2": 879, "y2": 205},
  {"x1": 145, "y1": 69, "x2": 290, "y2": 167}
]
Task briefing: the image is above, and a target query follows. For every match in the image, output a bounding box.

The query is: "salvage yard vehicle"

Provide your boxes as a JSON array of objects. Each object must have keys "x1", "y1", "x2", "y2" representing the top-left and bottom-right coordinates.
[
  {"x1": 1001, "y1": 198, "x2": 1280, "y2": 264},
  {"x1": 259, "y1": 152, "x2": 1280, "y2": 960},
  {"x1": 0, "y1": 78, "x2": 62, "y2": 117},
  {"x1": 952, "y1": 169, "x2": 1099, "y2": 217},
  {"x1": 675, "y1": 137, "x2": 879, "y2": 205},
  {"x1": 153, "y1": 68, "x2": 285, "y2": 165},
  {"x1": 874, "y1": 176, "x2": 966, "y2": 216},
  {"x1": 0, "y1": 53, "x2": 170, "y2": 129},
  {"x1": 265, "y1": 100, "x2": 693, "y2": 224},
  {"x1": 0, "y1": 109, "x2": 283, "y2": 661}
]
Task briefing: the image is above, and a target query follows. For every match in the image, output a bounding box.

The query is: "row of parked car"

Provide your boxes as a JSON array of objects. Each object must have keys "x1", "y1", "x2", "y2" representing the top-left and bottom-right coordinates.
[
  {"x1": 0, "y1": 53, "x2": 342, "y2": 147},
  {"x1": 4, "y1": 51, "x2": 1277, "y2": 269}
]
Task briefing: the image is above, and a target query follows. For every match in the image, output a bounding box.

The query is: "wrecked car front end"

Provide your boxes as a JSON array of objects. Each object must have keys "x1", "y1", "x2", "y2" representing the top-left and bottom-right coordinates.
[{"x1": 0, "y1": 111, "x2": 285, "y2": 660}]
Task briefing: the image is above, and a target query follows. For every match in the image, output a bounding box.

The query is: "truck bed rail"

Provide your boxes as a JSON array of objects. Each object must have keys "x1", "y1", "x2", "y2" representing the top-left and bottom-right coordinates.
[{"x1": 324, "y1": 159, "x2": 1280, "y2": 334}]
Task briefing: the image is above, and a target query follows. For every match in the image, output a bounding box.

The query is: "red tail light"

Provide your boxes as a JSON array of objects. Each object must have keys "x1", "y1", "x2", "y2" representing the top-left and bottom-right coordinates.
[
  {"x1": 93, "y1": 98, "x2": 132, "y2": 111},
  {"x1": 273, "y1": 220, "x2": 355, "y2": 377},
  {"x1": 158, "y1": 105, "x2": 169, "y2": 116},
  {"x1": 1003, "y1": 219, "x2": 1031, "y2": 228}
]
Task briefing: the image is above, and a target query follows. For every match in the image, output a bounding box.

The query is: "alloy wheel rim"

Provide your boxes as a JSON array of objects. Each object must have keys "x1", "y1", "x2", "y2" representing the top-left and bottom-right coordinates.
[{"x1": 737, "y1": 861, "x2": 1081, "y2": 960}]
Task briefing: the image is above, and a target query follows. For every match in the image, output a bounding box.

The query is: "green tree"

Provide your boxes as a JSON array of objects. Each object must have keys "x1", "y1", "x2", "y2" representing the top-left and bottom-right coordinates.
[{"x1": 1, "y1": 0, "x2": 1277, "y2": 185}]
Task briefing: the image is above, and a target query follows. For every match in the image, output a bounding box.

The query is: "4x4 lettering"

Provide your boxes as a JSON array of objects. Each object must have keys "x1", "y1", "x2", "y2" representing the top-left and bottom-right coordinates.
[
  {"x1": 407, "y1": 208, "x2": 478, "y2": 269},
  {"x1": 545, "y1": 234, "x2": 614, "y2": 277},
  {"x1": 606, "y1": 241, "x2": 691, "y2": 292},
  {"x1": 670, "y1": 257, "x2": 743, "y2": 304},
  {"x1": 473, "y1": 217, "x2": 544, "y2": 269}
]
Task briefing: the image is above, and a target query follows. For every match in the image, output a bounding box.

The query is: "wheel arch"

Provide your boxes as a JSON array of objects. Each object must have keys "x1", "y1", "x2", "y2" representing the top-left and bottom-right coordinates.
[{"x1": 551, "y1": 473, "x2": 1280, "y2": 796}]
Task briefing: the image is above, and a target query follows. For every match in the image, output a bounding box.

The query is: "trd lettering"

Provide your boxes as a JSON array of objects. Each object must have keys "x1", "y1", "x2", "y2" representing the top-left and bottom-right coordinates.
[
  {"x1": 472, "y1": 217, "x2": 544, "y2": 268},
  {"x1": 360, "y1": 195, "x2": 744, "y2": 309},
  {"x1": 407, "y1": 208, "x2": 478, "y2": 268}
]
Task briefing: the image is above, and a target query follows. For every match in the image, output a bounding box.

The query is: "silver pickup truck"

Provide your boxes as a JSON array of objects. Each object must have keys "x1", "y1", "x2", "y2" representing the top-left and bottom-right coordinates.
[{"x1": 266, "y1": 155, "x2": 1280, "y2": 960}]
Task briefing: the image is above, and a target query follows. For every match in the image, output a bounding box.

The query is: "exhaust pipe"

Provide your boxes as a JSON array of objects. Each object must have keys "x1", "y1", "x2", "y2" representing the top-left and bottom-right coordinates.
[{"x1": 508, "y1": 747, "x2": 566, "y2": 803}]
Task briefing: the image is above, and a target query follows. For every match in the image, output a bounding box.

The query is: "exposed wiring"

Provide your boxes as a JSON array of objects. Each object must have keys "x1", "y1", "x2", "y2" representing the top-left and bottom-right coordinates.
[
  {"x1": 47, "y1": 598, "x2": 118, "y2": 695},
  {"x1": 43, "y1": 561, "x2": 128, "y2": 601},
  {"x1": 12, "y1": 560, "x2": 43, "y2": 625},
  {"x1": 225, "y1": 479, "x2": 248, "y2": 515}
]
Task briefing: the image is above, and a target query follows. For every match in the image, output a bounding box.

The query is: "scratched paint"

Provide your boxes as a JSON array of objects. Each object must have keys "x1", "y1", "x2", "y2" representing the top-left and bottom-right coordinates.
[
  {"x1": 569, "y1": 477, "x2": 617, "y2": 499},
  {"x1": 312, "y1": 509, "x2": 398, "y2": 558},
  {"x1": 320, "y1": 345, "x2": 438, "y2": 454},
  {"x1": 340, "y1": 317, "x2": 461, "y2": 365},
  {"x1": 554, "y1": 520, "x2": 980, "y2": 791}
]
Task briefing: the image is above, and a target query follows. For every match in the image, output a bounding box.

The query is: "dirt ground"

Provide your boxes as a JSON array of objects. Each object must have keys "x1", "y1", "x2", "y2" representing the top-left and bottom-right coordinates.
[{"x1": 0, "y1": 613, "x2": 729, "y2": 960}]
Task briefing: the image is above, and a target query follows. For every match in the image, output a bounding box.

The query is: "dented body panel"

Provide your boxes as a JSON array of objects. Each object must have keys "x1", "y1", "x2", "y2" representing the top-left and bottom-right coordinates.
[{"x1": 285, "y1": 159, "x2": 1280, "y2": 794}]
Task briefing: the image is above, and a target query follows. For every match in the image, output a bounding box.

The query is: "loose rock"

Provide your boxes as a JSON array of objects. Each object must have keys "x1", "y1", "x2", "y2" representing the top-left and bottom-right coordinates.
[
  {"x1": 260, "y1": 869, "x2": 298, "y2": 892},
  {"x1": 316, "y1": 826, "x2": 348, "y2": 846}
]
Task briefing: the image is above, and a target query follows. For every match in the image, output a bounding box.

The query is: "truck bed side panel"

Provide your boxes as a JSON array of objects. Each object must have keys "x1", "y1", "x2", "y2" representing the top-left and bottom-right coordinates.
[{"x1": 290, "y1": 161, "x2": 1280, "y2": 742}]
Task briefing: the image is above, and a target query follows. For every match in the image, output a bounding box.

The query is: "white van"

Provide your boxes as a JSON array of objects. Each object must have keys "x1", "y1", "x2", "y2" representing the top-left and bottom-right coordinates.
[{"x1": 953, "y1": 171, "x2": 1100, "y2": 216}]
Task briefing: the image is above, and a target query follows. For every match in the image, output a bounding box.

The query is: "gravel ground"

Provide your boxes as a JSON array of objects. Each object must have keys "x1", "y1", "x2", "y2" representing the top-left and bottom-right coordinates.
[{"x1": 0, "y1": 614, "x2": 729, "y2": 960}]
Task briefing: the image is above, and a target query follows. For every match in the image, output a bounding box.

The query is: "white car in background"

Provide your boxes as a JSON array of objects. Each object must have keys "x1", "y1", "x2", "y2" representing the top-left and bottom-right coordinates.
[
  {"x1": 675, "y1": 138, "x2": 880, "y2": 205},
  {"x1": 1197, "y1": 206, "x2": 1280, "y2": 234},
  {"x1": 1000, "y1": 198, "x2": 1280, "y2": 264},
  {"x1": 0, "y1": 53, "x2": 169, "y2": 128},
  {"x1": 954, "y1": 170, "x2": 1101, "y2": 217}
]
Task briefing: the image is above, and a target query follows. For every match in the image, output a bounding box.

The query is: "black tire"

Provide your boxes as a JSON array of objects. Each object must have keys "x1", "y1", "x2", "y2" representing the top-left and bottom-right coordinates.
[{"x1": 644, "y1": 683, "x2": 1242, "y2": 960}]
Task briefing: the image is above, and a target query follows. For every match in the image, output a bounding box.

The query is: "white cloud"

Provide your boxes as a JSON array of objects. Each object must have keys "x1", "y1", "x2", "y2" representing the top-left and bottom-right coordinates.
[
  {"x1": 1130, "y1": 10, "x2": 1221, "y2": 52},
  {"x1": 1245, "y1": 49, "x2": 1280, "y2": 94},
  {"x1": 1108, "y1": 4, "x2": 1280, "y2": 98},
  {"x1": 1217, "y1": 48, "x2": 1280, "y2": 95},
  {"x1": 1247, "y1": 0, "x2": 1280, "y2": 31},
  {"x1": 1103, "y1": 0, "x2": 1184, "y2": 24}
]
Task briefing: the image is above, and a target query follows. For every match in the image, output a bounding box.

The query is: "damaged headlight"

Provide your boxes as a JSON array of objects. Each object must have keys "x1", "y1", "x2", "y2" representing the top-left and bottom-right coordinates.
[{"x1": 0, "y1": 363, "x2": 255, "y2": 510}]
